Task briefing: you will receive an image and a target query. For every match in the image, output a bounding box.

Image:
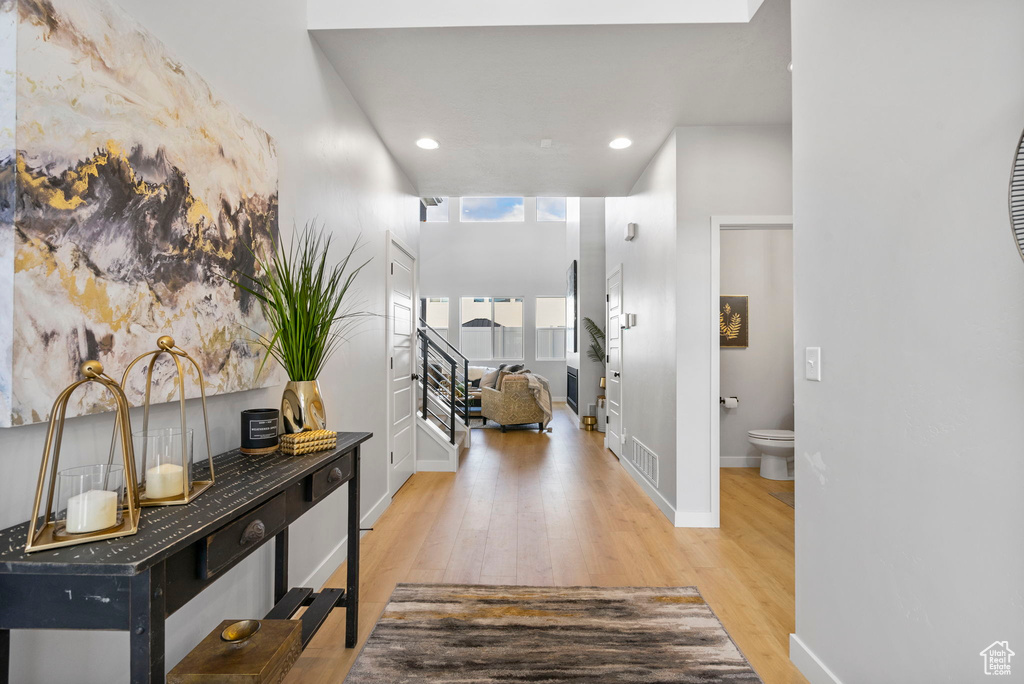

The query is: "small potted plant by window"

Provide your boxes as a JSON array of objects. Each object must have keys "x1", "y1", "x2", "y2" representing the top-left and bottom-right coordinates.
[{"x1": 229, "y1": 223, "x2": 369, "y2": 434}]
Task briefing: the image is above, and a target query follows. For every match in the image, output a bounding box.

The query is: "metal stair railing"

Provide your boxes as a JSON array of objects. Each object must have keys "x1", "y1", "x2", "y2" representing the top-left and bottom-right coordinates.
[{"x1": 416, "y1": 319, "x2": 470, "y2": 445}]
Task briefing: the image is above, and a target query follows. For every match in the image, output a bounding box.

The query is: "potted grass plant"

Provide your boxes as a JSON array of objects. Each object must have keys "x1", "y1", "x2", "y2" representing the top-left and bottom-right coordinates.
[
  {"x1": 583, "y1": 316, "x2": 605, "y2": 367},
  {"x1": 229, "y1": 222, "x2": 370, "y2": 434}
]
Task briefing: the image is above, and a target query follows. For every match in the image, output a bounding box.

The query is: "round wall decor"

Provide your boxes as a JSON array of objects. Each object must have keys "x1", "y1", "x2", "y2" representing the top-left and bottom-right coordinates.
[{"x1": 1012, "y1": 128, "x2": 1024, "y2": 261}]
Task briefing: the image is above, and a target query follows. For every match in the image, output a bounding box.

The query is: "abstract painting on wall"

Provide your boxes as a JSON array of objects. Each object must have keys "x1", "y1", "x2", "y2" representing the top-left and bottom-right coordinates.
[
  {"x1": 0, "y1": 0, "x2": 279, "y2": 426},
  {"x1": 720, "y1": 295, "x2": 749, "y2": 349}
]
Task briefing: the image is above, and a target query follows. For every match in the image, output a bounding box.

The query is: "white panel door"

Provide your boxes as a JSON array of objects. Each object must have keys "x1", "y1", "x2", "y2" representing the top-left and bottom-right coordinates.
[
  {"x1": 388, "y1": 237, "x2": 416, "y2": 496},
  {"x1": 606, "y1": 266, "x2": 623, "y2": 457}
]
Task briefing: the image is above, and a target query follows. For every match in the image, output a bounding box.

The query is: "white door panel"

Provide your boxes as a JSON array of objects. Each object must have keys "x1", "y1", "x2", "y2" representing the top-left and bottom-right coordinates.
[
  {"x1": 606, "y1": 266, "x2": 623, "y2": 457},
  {"x1": 392, "y1": 424, "x2": 413, "y2": 470},
  {"x1": 393, "y1": 301, "x2": 412, "y2": 336},
  {"x1": 388, "y1": 236, "x2": 416, "y2": 495},
  {"x1": 393, "y1": 346, "x2": 413, "y2": 377},
  {"x1": 393, "y1": 386, "x2": 412, "y2": 423}
]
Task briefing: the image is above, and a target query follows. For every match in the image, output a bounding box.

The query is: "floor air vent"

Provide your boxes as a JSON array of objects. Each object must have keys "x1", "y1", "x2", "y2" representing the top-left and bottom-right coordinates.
[{"x1": 630, "y1": 437, "x2": 659, "y2": 487}]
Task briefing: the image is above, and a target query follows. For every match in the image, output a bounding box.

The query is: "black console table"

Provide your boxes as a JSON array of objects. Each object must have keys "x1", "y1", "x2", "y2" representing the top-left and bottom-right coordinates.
[{"x1": 0, "y1": 431, "x2": 371, "y2": 683}]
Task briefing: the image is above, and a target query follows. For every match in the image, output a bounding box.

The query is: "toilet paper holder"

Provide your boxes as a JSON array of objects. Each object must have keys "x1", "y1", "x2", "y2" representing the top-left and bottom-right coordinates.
[{"x1": 720, "y1": 396, "x2": 739, "y2": 406}]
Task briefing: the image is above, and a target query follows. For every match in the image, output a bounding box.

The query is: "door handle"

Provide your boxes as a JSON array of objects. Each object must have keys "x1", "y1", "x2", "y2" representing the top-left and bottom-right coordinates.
[
  {"x1": 240, "y1": 520, "x2": 266, "y2": 547},
  {"x1": 613, "y1": 371, "x2": 620, "y2": 378},
  {"x1": 411, "y1": 373, "x2": 420, "y2": 381}
]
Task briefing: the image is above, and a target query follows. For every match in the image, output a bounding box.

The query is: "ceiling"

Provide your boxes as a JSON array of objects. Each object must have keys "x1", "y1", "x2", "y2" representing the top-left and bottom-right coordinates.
[
  {"x1": 312, "y1": 0, "x2": 791, "y2": 197},
  {"x1": 308, "y1": 0, "x2": 768, "y2": 30}
]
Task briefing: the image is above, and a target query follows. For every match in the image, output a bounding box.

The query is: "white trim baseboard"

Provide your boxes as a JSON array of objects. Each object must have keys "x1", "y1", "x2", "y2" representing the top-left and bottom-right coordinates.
[
  {"x1": 416, "y1": 415, "x2": 458, "y2": 472},
  {"x1": 618, "y1": 445, "x2": 719, "y2": 528},
  {"x1": 416, "y1": 459, "x2": 458, "y2": 472},
  {"x1": 361, "y1": 490, "x2": 391, "y2": 530},
  {"x1": 301, "y1": 490, "x2": 391, "y2": 590},
  {"x1": 720, "y1": 455, "x2": 761, "y2": 468},
  {"x1": 619, "y1": 456, "x2": 676, "y2": 524},
  {"x1": 790, "y1": 634, "x2": 844, "y2": 684},
  {"x1": 301, "y1": 536, "x2": 348, "y2": 592},
  {"x1": 619, "y1": 457, "x2": 719, "y2": 527},
  {"x1": 673, "y1": 509, "x2": 719, "y2": 527},
  {"x1": 551, "y1": 396, "x2": 567, "y2": 403}
]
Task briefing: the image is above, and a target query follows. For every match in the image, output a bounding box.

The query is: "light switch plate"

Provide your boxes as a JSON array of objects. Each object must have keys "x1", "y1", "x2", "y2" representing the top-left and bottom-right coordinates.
[{"x1": 805, "y1": 347, "x2": 822, "y2": 381}]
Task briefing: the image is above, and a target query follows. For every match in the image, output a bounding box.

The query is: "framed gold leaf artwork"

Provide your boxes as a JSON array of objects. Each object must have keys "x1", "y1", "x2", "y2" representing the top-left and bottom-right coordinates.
[
  {"x1": 720, "y1": 295, "x2": 748, "y2": 348},
  {"x1": 0, "y1": 0, "x2": 279, "y2": 426}
]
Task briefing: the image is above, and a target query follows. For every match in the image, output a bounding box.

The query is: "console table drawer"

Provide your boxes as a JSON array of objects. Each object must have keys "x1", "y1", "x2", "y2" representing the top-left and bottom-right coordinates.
[
  {"x1": 202, "y1": 492, "x2": 287, "y2": 579},
  {"x1": 306, "y1": 452, "x2": 354, "y2": 503}
]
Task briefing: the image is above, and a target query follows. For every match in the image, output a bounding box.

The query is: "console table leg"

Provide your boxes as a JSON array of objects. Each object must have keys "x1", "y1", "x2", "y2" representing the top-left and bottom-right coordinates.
[
  {"x1": 345, "y1": 445, "x2": 361, "y2": 648},
  {"x1": 129, "y1": 563, "x2": 166, "y2": 684},
  {"x1": 274, "y1": 528, "x2": 289, "y2": 604},
  {"x1": 1, "y1": 628, "x2": 10, "y2": 684}
]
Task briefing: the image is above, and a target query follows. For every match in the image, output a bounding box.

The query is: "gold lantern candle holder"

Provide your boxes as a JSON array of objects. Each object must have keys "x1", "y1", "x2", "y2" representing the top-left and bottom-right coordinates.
[
  {"x1": 25, "y1": 361, "x2": 141, "y2": 553},
  {"x1": 120, "y1": 336, "x2": 215, "y2": 506}
]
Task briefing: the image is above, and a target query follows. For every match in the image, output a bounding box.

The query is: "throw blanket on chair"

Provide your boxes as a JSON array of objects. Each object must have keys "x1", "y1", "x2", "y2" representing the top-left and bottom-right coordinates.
[{"x1": 523, "y1": 373, "x2": 553, "y2": 428}]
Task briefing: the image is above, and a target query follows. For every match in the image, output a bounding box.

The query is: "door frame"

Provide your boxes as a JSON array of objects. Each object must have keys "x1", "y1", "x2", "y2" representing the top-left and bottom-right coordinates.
[
  {"x1": 710, "y1": 215, "x2": 793, "y2": 524},
  {"x1": 605, "y1": 263, "x2": 623, "y2": 455},
  {"x1": 385, "y1": 230, "x2": 418, "y2": 498}
]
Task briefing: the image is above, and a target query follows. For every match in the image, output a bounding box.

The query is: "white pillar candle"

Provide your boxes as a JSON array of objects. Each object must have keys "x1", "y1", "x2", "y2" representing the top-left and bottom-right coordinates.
[
  {"x1": 145, "y1": 463, "x2": 185, "y2": 499},
  {"x1": 65, "y1": 489, "x2": 118, "y2": 534}
]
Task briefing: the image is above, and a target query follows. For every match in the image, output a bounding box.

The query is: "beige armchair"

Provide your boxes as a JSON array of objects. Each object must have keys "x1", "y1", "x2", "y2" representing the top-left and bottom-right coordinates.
[{"x1": 481, "y1": 374, "x2": 545, "y2": 432}]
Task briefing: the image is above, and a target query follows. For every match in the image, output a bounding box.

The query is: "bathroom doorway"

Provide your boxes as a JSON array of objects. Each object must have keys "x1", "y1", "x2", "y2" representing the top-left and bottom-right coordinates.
[{"x1": 710, "y1": 216, "x2": 794, "y2": 517}]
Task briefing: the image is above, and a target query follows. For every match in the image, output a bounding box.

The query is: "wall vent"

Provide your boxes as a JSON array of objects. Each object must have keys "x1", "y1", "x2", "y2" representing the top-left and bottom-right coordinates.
[{"x1": 630, "y1": 437, "x2": 659, "y2": 487}]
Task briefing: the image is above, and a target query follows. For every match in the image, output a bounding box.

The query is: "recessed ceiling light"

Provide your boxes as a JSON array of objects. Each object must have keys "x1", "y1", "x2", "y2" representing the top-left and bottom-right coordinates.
[
  {"x1": 416, "y1": 138, "x2": 439, "y2": 150},
  {"x1": 609, "y1": 137, "x2": 632, "y2": 150}
]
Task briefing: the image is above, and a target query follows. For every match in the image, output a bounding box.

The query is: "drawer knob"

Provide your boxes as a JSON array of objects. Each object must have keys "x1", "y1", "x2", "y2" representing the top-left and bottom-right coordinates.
[
  {"x1": 240, "y1": 520, "x2": 266, "y2": 546},
  {"x1": 327, "y1": 466, "x2": 344, "y2": 484}
]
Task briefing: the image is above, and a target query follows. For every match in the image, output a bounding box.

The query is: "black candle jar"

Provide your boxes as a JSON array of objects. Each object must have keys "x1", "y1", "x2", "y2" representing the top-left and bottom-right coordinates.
[{"x1": 241, "y1": 408, "x2": 280, "y2": 455}]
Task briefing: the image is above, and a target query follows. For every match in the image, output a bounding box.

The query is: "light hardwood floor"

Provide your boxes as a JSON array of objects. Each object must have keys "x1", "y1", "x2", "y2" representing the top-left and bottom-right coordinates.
[{"x1": 286, "y1": 407, "x2": 807, "y2": 684}]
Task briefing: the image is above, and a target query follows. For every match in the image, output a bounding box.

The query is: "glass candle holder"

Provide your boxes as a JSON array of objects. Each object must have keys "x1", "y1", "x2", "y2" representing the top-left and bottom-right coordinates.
[
  {"x1": 55, "y1": 464, "x2": 125, "y2": 537},
  {"x1": 134, "y1": 428, "x2": 193, "y2": 502}
]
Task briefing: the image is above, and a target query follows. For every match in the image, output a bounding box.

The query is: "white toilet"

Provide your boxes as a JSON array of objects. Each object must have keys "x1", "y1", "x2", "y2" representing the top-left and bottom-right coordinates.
[{"x1": 748, "y1": 429, "x2": 795, "y2": 480}]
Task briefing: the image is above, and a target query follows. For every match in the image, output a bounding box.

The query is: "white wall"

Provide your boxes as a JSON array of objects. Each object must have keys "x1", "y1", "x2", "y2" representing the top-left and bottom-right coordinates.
[
  {"x1": 3, "y1": 0, "x2": 418, "y2": 680},
  {"x1": 674, "y1": 125, "x2": 792, "y2": 525},
  {"x1": 719, "y1": 229, "x2": 793, "y2": 465},
  {"x1": 607, "y1": 126, "x2": 791, "y2": 525},
  {"x1": 578, "y1": 198, "x2": 608, "y2": 416},
  {"x1": 566, "y1": 198, "x2": 607, "y2": 419},
  {"x1": 418, "y1": 197, "x2": 568, "y2": 397},
  {"x1": 606, "y1": 132, "x2": 679, "y2": 511},
  {"x1": 791, "y1": 2, "x2": 1024, "y2": 683},
  {"x1": 566, "y1": 197, "x2": 582, "y2": 411}
]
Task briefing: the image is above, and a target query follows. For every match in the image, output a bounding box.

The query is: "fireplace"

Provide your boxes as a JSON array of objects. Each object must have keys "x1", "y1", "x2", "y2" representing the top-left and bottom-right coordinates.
[{"x1": 567, "y1": 366, "x2": 579, "y2": 414}]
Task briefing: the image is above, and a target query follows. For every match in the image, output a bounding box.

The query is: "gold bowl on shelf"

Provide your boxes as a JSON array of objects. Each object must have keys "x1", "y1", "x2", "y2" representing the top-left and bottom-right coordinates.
[{"x1": 221, "y1": 620, "x2": 262, "y2": 644}]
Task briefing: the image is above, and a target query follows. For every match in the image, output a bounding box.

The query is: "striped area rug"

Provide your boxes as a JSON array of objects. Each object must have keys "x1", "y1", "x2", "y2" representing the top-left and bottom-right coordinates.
[{"x1": 345, "y1": 584, "x2": 761, "y2": 683}]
